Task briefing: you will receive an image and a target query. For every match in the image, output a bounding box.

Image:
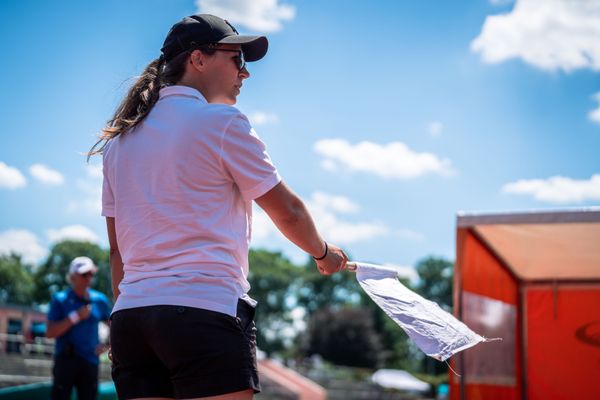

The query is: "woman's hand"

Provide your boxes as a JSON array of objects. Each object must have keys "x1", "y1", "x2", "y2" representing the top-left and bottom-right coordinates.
[{"x1": 315, "y1": 243, "x2": 348, "y2": 275}]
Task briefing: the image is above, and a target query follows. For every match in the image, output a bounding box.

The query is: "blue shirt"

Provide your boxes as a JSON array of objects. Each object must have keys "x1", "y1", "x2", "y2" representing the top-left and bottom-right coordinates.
[{"x1": 47, "y1": 288, "x2": 112, "y2": 365}]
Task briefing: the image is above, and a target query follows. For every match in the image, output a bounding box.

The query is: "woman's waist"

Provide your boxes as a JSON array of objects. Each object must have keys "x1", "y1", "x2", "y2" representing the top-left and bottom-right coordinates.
[{"x1": 122, "y1": 262, "x2": 246, "y2": 284}]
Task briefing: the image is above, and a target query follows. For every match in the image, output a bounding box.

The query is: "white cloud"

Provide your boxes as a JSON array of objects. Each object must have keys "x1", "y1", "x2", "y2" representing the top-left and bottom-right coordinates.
[
  {"x1": 29, "y1": 164, "x2": 65, "y2": 185},
  {"x1": 502, "y1": 174, "x2": 600, "y2": 203},
  {"x1": 252, "y1": 192, "x2": 389, "y2": 246},
  {"x1": 196, "y1": 0, "x2": 295, "y2": 32},
  {"x1": 251, "y1": 193, "x2": 424, "y2": 266},
  {"x1": 0, "y1": 229, "x2": 47, "y2": 265},
  {"x1": 251, "y1": 206, "x2": 279, "y2": 241},
  {"x1": 248, "y1": 111, "x2": 279, "y2": 126},
  {"x1": 85, "y1": 163, "x2": 103, "y2": 179},
  {"x1": 46, "y1": 225, "x2": 101, "y2": 244},
  {"x1": 68, "y1": 163, "x2": 103, "y2": 215},
  {"x1": 311, "y1": 192, "x2": 360, "y2": 214},
  {"x1": 250, "y1": 208, "x2": 307, "y2": 264},
  {"x1": 306, "y1": 192, "x2": 388, "y2": 244},
  {"x1": 589, "y1": 92, "x2": 600, "y2": 125},
  {"x1": 428, "y1": 121, "x2": 443, "y2": 137},
  {"x1": 471, "y1": 0, "x2": 600, "y2": 72},
  {"x1": 0, "y1": 162, "x2": 27, "y2": 190},
  {"x1": 313, "y1": 139, "x2": 454, "y2": 179},
  {"x1": 320, "y1": 220, "x2": 387, "y2": 245}
]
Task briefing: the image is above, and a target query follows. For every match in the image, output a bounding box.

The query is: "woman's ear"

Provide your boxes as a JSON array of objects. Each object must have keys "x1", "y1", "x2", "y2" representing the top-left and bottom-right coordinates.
[{"x1": 189, "y1": 49, "x2": 204, "y2": 70}]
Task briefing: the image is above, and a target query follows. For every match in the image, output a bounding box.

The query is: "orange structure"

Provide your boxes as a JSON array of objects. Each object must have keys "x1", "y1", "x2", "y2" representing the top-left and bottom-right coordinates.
[
  {"x1": 258, "y1": 359, "x2": 327, "y2": 400},
  {"x1": 451, "y1": 208, "x2": 600, "y2": 400}
]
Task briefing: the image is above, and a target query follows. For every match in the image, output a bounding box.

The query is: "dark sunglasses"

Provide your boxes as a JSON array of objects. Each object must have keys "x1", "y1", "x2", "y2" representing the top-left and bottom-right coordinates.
[
  {"x1": 212, "y1": 48, "x2": 246, "y2": 71},
  {"x1": 191, "y1": 43, "x2": 246, "y2": 71},
  {"x1": 80, "y1": 272, "x2": 94, "y2": 278}
]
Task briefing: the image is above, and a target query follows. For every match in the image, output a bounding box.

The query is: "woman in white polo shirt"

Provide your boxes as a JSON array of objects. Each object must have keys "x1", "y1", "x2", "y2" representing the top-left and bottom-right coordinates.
[{"x1": 89, "y1": 14, "x2": 347, "y2": 400}]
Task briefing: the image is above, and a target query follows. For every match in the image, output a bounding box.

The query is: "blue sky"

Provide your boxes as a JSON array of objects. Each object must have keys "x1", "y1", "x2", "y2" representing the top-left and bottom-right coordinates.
[{"x1": 1, "y1": 0, "x2": 599, "y2": 275}]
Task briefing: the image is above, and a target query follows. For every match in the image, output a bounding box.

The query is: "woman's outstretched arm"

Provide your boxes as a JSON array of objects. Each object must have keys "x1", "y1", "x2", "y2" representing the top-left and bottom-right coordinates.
[{"x1": 255, "y1": 181, "x2": 347, "y2": 274}]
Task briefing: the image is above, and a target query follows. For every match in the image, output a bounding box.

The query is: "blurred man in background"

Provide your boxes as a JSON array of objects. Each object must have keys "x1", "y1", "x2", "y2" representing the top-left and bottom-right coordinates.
[{"x1": 46, "y1": 256, "x2": 111, "y2": 400}]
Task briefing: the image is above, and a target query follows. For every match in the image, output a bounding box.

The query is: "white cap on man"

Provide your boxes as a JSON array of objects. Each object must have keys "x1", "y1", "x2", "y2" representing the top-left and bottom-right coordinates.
[{"x1": 68, "y1": 256, "x2": 98, "y2": 275}]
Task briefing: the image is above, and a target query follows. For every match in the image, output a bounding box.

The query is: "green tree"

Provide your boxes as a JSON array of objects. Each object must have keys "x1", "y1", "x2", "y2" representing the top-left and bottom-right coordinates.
[
  {"x1": 414, "y1": 256, "x2": 453, "y2": 310},
  {"x1": 354, "y1": 258, "x2": 455, "y2": 372},
  {"x1": 248, "y1": 249, "x2": 301, "y2": 356},
  {"x1": 413, "y1": 256, "x2": 454, "y2": 375},
  {"x1": 296, "y1": 256, "x2": 362, "y2": 317},
  {"x1": 0, "y1": 253, "x2": 35, "y2": 305},
  {"x1": 296, "y1": 255, "x2": 404, "y2": 367},
  {"x1": 33, "y1": 240, "x2": 111, "y2": 304},
  {"x1": 302, "y1": 307, "x2": 383, "y2": 368},
  {"x1": 357, "y1": 274, "x2": 416, "y2": 370}
]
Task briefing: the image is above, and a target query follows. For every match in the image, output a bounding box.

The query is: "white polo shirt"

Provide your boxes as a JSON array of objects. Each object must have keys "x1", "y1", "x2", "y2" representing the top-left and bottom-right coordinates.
[{"x1": 102, "y1": 85, "x2": 281, "y2": 317}]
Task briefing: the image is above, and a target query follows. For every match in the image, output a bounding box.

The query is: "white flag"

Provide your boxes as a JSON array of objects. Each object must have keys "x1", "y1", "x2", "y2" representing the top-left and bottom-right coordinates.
[{"x1": 354, "y1": 262, "x2": 485, "y2": 361}]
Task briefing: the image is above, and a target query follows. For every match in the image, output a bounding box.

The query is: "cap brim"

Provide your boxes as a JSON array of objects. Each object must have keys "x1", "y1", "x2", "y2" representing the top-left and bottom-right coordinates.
[
  {"x1": 218, "y1": 35, "x2": 268, "y2": 62},
  {"x1": 77, "y1": 264, "x2": 97, "y2": 274}
]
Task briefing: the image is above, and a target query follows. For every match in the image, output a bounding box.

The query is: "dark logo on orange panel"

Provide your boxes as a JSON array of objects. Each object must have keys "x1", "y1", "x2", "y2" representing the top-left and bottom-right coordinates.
[{"x1": 575, "y1": 321, "x2": 600, "y2": 348}]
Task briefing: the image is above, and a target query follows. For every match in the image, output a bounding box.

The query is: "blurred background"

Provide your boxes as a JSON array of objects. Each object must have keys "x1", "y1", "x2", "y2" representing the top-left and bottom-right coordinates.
[{"x1": 0, "y1": 0, "x2": 599, "y2": 399}]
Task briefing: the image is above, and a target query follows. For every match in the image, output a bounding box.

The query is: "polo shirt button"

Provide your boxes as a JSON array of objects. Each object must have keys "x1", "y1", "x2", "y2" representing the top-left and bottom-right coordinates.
[{"x1": 177, "y1": 307, "x2": 185, "y2": 314}]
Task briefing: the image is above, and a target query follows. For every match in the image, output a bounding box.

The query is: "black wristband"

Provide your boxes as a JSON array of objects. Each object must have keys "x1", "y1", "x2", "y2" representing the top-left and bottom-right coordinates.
[{"x1": 313, "y1": 241, "x2": 328, "y2": 261}]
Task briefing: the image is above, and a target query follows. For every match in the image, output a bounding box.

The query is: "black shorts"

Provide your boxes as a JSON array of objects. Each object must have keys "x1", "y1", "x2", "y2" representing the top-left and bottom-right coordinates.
[
  {"x1": 110, "y1": 300, "x2": 260, "y2": 399},
  {"x1": 52, "y1": 353, "x2": 99, "y2": 400}
]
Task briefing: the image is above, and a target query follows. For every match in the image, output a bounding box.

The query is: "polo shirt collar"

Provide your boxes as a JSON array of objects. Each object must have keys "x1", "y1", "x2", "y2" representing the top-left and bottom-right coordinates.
[
  {"x1": 68, "y1": 287, "x2": 90, "y2": 302},
  {"x1": 159, "y1": 85, "x2": 207, "y2": 103}
]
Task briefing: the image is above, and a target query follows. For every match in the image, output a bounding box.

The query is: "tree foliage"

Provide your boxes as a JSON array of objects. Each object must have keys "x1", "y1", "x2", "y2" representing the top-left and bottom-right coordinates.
[
  {"x1": 296, "y1": 257, "x2": 362, "y2": 317},
  {"x1": 33, "y1": 240, "x2": 111, "y2": 304},
  {"x1": 0, "y1": 253, "x2": 35, "y2": 305},
  {"x1": 358, "y1": 278, "x2": 415, "y2": 370},
  {"x1": 413, "y1": 256, "x2": 454, "y2": 374},
  {"x1": 247, "y1": 249, "x2": 300, "y2": 356},
  {"x1": 247, "y1": 251, "x2": 455, "y2": 371},
  {"x1": 414, "y1": 256, "x2": 453, "y2": 310},
  {"x1": 4, "y1": 235, "x2": 455, "y2": 374},
  {"x1": 302, "y1": 307, "x2": 383, "y2": 368}
]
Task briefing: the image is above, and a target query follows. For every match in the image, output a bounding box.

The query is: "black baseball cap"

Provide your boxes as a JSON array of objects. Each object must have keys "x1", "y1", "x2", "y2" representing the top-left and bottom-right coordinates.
[{"x1": 161, "y1": 14, "x2": 268, "y2": 63}]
